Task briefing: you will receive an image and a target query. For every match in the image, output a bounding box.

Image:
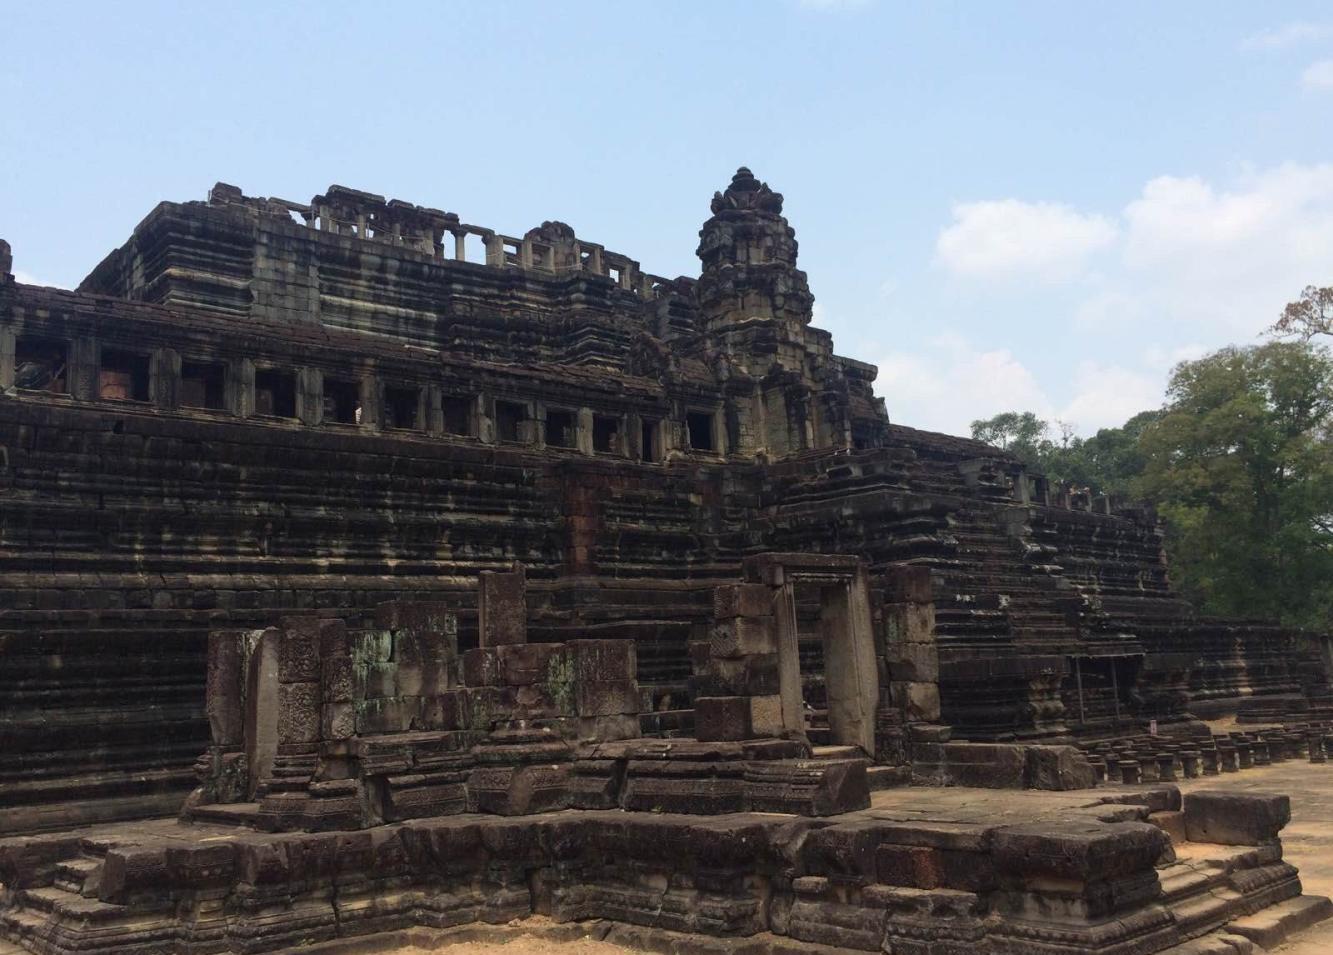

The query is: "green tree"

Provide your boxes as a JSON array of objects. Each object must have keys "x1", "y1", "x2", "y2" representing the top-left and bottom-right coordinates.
[
  {"x1": 1136, "y1": 341, "x2": 1333, "y2": 629},
  {"x1": 969, "y1": 411, "x2": 1050, "y2": 472},
  {"x1": 970, "y1": 410, "x2": 1160, "y2": 494},
  {"x1": 1061, "y1": 410, "x2": 1163, "y2": 496}
]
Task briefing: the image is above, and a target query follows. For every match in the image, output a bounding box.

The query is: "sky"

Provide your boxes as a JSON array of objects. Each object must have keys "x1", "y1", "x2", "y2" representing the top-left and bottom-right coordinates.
[{"x1": 3, "y1": 1, "x2": 1333, "y2": 437}]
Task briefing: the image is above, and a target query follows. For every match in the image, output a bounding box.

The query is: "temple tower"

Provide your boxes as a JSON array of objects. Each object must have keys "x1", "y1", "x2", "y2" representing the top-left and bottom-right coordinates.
[{"x1": 696, "y1": 168, "x2": 839, "y2": 457}]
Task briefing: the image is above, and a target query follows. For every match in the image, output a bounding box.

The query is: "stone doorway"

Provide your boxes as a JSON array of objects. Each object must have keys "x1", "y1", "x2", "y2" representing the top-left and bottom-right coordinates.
[{"x1": 744, "y1": 554, "x2": 878, "y2": 755}]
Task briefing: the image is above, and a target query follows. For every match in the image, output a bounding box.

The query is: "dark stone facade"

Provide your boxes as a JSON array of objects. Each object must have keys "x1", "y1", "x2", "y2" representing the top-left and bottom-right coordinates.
[{"x1": 0, "y1": 169, "x2": 1329, "y2": 839}]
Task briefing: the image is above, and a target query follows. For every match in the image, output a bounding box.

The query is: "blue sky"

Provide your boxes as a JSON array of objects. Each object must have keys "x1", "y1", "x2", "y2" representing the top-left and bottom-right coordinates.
[{"x1": 3, "y1": 1, "x2": 1333, "y2": 436}]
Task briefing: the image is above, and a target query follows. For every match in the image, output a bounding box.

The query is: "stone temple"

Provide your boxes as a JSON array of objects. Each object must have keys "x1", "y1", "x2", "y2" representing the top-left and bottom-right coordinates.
[{"x1": 0, "y1": 169, "x2": 1331, "y2": 954}]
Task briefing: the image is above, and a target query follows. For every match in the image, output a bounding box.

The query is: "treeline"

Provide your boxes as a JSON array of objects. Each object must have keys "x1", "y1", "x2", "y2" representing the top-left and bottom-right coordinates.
[{"x1": 971, "y1": 286, "x2": 1333, "y2": 632}]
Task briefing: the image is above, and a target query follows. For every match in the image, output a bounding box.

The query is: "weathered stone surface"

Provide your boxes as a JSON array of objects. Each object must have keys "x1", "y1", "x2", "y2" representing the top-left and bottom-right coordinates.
[
  {"x1": 1184, "y1": 792, "x2": 1292, "y2": 845},
  {"x1": 0, "y1": 167, "x2": 1329, "y2": 847},
  {"x1": 479, "y1": 567, "x2": 526, "y2": 647}
]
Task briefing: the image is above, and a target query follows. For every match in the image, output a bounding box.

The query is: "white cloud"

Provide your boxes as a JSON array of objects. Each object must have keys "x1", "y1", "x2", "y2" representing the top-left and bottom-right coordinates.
[
  {"x1": 1072, "y1": 290, "x2": 1141, "y2": 331},
  {"x1": 866, "y1": 330, "x2": 1054, "y2": 435},
  {"x1": 895, "y1": 161, "x2": 1333, "y2": 438},
  {"x1": 1143, "y1": 343, "x2": 1208, "y2": 372},
  {"x1": 1240, "y1": 21, "x2": 1333, "y2": 52},
  {"x1": 13, "y1": 270, "x2": 61, "y2": 288},
  {"x1": 1301, "y1": 59, "x2": 1333, "y2": 90},
  {"x1": 1058, "y1": 361, "x2": 1163, "y2": 432},
  {"x1": 1120, "y1": 163, "x2": 1333, "y2": 333},
  {"x1": 935, "y1": 199, "x2": 1118, "y2": 282}
]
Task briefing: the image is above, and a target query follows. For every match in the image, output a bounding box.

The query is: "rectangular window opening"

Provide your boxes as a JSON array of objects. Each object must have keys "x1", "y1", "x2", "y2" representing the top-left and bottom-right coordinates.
[
  {"x1": 254, "y1": 368, "x2": 297, "y2": 418},
  {"x1": 180, "y1": 360, "x2": 226, "y2": 410},
  {"x1": 384, "y1": 385, "x2": 420, "y2": 430},
  {"x1": 687, "y1": 411, "x2": 715, "y2": 453},
  {"x1": 99, "y1": 349, "x2": 150, "y2": 403},
  {"x1": 15, "y1": 337, "x2": 68, "y2": 394},
  {"x1": 497, "y1": 400, "x2": 526, "y2": 444},
  {"x1": 545, "y1": 408, "x2": 576, "y2": 449},
  {"x1": 443, "y1": 395, "x2": 473, "y2": 436},
  {"x1": 593, "y1": 414, "x2": 620, "y2": 455},
  {"x1": 640, "y1": 418, "x2": 661, "y2": 463},
  {"x1": 324, "y1": 378, "x2": 361, "y2": 425}
]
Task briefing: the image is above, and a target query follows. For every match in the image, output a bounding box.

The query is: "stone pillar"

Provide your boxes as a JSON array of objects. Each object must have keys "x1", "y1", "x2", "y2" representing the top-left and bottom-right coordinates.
[
  {"x1": 150, "y1": 347, "x2": 180, "y2": 410},
  {"x1": 881, "y1": 564, "x2": 942, "y2": 727},
  {"x1": 70, "y1": 337, "x2": 99, "y2": 401},
  {"x1": 359, "y1": 376, "x2": 379, "y2": 432},
  {"x1": 452, "y1": 231, "x2": 467, "y2": 261},
  {"x1": 478, "y1": 395, "x2": 497, "y2": 445},
  {"x1": 233, "y1": 358, "x2": 256, "y2": 417},
  {"x1": 0, "y1": 327, "x2": 15, "y2": 391},
  {"x1": 0, "y1": 239, "x2": 11, "y2": 279},
  {"x1": 244, "y1": 628, "x2": 281, "y2": 798},
  {"x1": 297, "y1": 368, "x2": 322, "y2": 426},
  {"x1": 577, "y1": 407, "x2": 594, "y2": 456},
  {"x1": 479, "y1": 564, "x2": 527, "y2": 648},
  {"x1": 820, "y1": 569, "x2": 878, "y2": 755},
  {"x1": 694, "y1": 582, "x2": 784, "y2": 742},
  {"x1": 425, "y1": 384, "x2": 444, "y2": 435}
]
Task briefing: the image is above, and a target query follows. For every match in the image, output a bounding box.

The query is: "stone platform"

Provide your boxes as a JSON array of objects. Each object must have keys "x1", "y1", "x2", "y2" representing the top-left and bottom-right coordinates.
[{"x1": 2, "y1": 779, "x2": 1328, "y2": 955}]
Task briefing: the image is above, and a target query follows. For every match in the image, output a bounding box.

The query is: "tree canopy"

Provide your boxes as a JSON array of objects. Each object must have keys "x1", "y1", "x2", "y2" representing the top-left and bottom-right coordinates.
[
  {"x1": 1136, "y1": 341, "x2": 1333, "y2": 628},
  {"x1": 969, "y1": 337, "x2": 1333, "y2": 631},
  {"x1": 968, "y1": 409, "x2": 1161, "y2": 495}
]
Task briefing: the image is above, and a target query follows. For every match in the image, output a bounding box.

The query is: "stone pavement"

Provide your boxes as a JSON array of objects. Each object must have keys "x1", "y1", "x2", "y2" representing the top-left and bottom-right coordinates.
[{"x1": 1178, "y1": 761, "x2": 1333, "y2": 953}]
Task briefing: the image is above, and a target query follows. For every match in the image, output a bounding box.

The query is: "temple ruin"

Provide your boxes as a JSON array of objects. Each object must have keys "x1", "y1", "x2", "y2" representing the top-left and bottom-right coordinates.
[{"x1": 1, "y1": 168, "x2": 1331, "y2": 953}]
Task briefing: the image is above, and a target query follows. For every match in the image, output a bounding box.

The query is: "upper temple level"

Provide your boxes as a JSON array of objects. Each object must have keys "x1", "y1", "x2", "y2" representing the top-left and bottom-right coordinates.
[{"x1": 57, "y1": 168, "x2": 888, "y2": 458}]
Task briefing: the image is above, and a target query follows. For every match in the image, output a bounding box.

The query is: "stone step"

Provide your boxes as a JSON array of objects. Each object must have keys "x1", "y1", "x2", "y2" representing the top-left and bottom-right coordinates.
[
  {"x1": 1167, "y1": 886, "x2": 1244, "y2": 936},
  {"x1": 1225, "y1": 893, "x2": 1333, "y2": 949},
  {"x1": 810, "y1": 745, "x2": 860, "y2": 761},
  {"x1": 187, "y1": 802, "x2": 262, "y2": 827},
  {"x1": 52, "y1": 856, "x2": 100, "y2": 894},
  {"x1": 18, "y1": 886, "x2": 75, "y2": 915},
  {"x1": 0, "y1": 905, "x2": 47, "y2": 939},
  {"x1": 1155, "y1": 933, "x2": 1256, "y2": 955},
  {"x1": 17, "y1": 885, "x2": 124, "y2": 920},
  {"x1": 1158, "y1": 864, "x2": 1223, "y2": 904},
  {"x1": 866, "y1": 765, "x2": 912, "y2": 790}
]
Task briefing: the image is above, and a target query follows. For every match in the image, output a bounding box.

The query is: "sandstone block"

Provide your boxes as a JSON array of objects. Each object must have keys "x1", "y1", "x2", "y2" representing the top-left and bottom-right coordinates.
[
  {"x1": 1025, "y1": 745, "x2": 1096, "y2": 791},
  {"x1": 575, "y1": 678, "x2": 640, "y2": 717},
  {"x1": 321, "y1": 655, "x2": 354, "y2": 703},
  {"x1": 277, "y1": 683, "x2": 320, "y2": 744},
  {"x1": 695, "y1": 694, "x2": 784, "y2": 741},
  {"x1": 885, "y1": 642, "x2": 938, "y2": 683},
  {"x1": 496, "y1": 642, "x2": 560, "y2": 685},
  {"x1": 462, "y1": 647, "x2": 499, "y2": 687},
  {"x1": 278, "y1": 624, "x2": 320, "y2": 683},
  {"x1": 1183, "y1": 792, "x2": 1291, "y2": 845},
  {"x1": 321, "y1": 702, "x2": 354, "y2": 740},
  {"x1": 891, "y1": 681, "x2": 941, "y2": 722},
  {"x1": 713, "y1": 583, "x2": 774, "y2": 619},
  {"x1": 883, "y1": 603, "x2": 936, "y2": 645},
  {"x1": 884, "y1": 565, "x2": 932, "y2": 603},
  {"x1": 565, "y1": 639, "x2": 636, "y2": 683},
  {"x1": 710, "y1": 617, "x2": 777, "y2": 659},
  {"x1": 205, "y1": 630, "x2": 246, "y2": 747},
  {"x1": 479, "y1": 567, "x2": 526, "y2": 647},
  {"x1": 696, "y1": 653, "x2": 781, "y2": 697},
  {"x1": 354, "y1": 696, "x2": 420, "y2": 736}
]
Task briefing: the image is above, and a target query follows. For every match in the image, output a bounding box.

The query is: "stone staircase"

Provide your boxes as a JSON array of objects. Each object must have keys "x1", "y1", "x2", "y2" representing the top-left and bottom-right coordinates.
[{"x1": 1152, "y1": 840, "x2": 1333, "y2": 952}]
